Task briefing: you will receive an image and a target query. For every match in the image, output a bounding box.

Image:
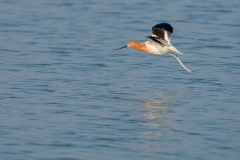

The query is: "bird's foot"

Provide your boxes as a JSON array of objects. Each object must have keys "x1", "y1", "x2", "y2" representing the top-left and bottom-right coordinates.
[{"x1": 186, "y1": 68, "x2": 193, "y2": 74}]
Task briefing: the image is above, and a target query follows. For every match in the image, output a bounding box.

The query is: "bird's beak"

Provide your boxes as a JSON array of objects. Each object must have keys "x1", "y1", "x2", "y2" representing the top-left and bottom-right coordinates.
[{"x1": 113, "y1": 45, "x2": 127, "y2": 50}]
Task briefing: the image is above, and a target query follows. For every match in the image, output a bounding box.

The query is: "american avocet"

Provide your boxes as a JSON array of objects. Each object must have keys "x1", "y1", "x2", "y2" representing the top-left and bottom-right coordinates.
[{"x1": 114, "y1": 23, "x2": 193, "y2": 74}]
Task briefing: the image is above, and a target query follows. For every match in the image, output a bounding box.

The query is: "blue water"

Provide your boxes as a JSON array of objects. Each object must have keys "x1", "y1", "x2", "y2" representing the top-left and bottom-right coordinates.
[{"x1": 0, "y1": 0, "x2": 240, "y2": 159}]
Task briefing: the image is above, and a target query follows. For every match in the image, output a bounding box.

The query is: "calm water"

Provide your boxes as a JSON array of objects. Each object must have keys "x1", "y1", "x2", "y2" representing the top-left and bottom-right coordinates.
[{"x1": 0, "y1": 0, "x2": 240, "y2": 159}]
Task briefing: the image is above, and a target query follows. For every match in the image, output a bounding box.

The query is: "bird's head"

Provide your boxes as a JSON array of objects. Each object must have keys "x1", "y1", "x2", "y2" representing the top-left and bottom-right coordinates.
[{"x1": 113, "y1": 41, "x2": 138, "y2": 50}]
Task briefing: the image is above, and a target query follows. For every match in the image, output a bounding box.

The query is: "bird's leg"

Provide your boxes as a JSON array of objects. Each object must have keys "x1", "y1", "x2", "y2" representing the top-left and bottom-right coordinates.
[{"x1": 169, "y1": 53, "x2": 193, "y2": 74}]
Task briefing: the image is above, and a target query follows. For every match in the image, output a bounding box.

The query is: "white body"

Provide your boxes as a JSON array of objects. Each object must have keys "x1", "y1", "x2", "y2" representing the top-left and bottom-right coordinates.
[{"x1": 145, "y1": 37, "x2": 183, "y2": 55}]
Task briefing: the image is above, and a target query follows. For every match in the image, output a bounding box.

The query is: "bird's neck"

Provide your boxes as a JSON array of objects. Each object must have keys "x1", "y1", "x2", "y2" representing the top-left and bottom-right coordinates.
[{"x1": 131, "y1": 42, "x2": 148, "y2": 53}]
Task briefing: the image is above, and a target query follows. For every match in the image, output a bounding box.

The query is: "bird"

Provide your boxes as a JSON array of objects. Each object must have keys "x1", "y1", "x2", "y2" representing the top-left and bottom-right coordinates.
[{"x1": 114, "y1": 23, "x2": 193, "y2": 74}]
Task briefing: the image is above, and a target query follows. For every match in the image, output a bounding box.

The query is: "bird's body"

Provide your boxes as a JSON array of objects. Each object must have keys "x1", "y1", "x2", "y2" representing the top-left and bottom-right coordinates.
[
  {"x1": 114, "y1": 23, "x2": 193, "y2": 74},
  {"x1": 129, "y1": 40, "x2": 177, "y2": 55}
]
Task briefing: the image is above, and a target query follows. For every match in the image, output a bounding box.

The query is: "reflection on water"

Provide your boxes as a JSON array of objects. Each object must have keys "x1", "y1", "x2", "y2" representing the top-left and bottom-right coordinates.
[{"x1": 142, "y1": 88, "x2": 194, "y2": 137}]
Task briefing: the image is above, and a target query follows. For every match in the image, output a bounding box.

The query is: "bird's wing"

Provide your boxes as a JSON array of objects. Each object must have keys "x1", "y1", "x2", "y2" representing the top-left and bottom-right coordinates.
[
  {"x1": 151, "y1": 23, "x2": 173, "y2": 44},
  {"x1": 147, "y1": 36, "x2": 168, "y2": 47}
]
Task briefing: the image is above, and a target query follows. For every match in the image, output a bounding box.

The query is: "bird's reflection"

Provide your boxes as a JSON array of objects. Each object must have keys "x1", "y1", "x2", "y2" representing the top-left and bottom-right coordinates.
[{"x1": 139, "y1": 88, "x2": 193, "y2": 137}]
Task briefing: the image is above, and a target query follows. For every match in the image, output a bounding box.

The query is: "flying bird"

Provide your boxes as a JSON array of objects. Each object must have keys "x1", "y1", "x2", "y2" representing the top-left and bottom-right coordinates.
[{"x1": 114, "y1": 23, "x2": 193, "y2": 74}]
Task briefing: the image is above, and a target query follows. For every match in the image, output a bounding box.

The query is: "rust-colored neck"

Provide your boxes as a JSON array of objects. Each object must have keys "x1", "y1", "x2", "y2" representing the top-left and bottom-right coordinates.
[{"x1": 129, "y1": 41, "x2": 148, "y2": 53}]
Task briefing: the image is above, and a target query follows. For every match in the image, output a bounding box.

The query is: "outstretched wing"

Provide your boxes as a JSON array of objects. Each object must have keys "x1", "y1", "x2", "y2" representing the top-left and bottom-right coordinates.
[
  {"x1": 147, "y1": 23, "x2": 183, "y2": 54},
  {"x1": 151, "y1": 23, "x2": 173, "y2": 44},
  {"x1": 146, "y1": 36, "x2": 168, "y2": 47}
]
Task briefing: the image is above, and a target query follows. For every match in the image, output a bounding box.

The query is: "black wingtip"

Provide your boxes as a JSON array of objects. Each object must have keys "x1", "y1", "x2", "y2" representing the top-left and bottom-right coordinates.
[{"x1": 152, "y1": 23, "x2": 173, "y2": 33}]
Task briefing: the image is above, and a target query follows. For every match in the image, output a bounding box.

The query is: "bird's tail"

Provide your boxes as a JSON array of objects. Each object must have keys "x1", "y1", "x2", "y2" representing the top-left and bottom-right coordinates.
[{"x1": 168, "y1": 44, "x2": 183, "y2": 54}]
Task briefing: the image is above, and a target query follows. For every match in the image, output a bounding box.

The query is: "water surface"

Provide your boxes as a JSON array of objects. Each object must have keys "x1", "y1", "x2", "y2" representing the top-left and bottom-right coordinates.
[{"x1": 0, "y1": 0, "x2": 240, "y2": 159}]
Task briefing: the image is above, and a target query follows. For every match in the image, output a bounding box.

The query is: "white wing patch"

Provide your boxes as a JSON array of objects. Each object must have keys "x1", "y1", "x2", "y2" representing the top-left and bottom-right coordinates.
[{"x1": 164, "y1": 30, "x2": 170, "y2": 44}]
